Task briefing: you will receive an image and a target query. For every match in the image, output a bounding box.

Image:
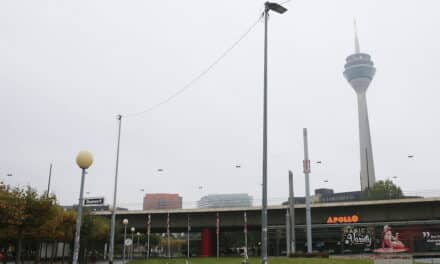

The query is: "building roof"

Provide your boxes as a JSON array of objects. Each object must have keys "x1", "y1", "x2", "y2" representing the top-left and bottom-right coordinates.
[{"x1": 93, "y1": 196, "x2": 440, "y2": 216}]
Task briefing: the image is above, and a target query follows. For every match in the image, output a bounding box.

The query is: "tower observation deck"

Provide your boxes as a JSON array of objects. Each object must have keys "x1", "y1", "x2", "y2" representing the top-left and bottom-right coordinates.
[{"x1": 343, "y1": 23, "x2": 376, "y2": 191}]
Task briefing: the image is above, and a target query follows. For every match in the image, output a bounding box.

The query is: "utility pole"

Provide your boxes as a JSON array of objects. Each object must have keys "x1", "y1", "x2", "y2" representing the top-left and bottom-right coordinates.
[
  {"x1": 260, "y1": 2, "x2": 287, "y2": 263},
  {"x1": 216, "y1": 212, "x2": 220, "y2": 260},
  {"x1": 147, "y1": 214, "x2": 151, "y2": 259},
  {"x1": 303, "y1": 128, "x2": 312, "y2": 253},
  {"x1": 288, "y1": 170, "x2": 296, "y2": 253},
  {"x1": 244, "y1": 212, "x2": 248, "y2": 262},
  {"x1": 261, "y1": 5, "x2": 269, "y2": 263},
  {"x1": 285, "y1": 210, "x2": 290, "y2": 256},
  {"x1": 47, "y1": 163, "x2": 53, "y2": 197},
  {"x1": 187, "y1": 215, "x2": 190, "y2": 259},
  {"x1": 109, "y1": 114, "x2": 122, "y2": 264},
  {"x1": 167, "y1": 213, "x2": 171, "y2": 259}
]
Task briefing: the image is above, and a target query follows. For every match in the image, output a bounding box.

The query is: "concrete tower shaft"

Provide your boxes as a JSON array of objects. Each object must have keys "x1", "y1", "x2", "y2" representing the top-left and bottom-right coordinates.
[
  {"x1": 356, "y1": 92, "x2": 375, "y2": 190},
  {"x1": 343, "y1": 27, "x2": 376, "y2": 191}
]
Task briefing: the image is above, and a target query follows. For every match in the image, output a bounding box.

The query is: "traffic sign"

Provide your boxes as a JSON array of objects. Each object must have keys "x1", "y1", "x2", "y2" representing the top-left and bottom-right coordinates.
[{"x1": 84, "y1": 197, "x2": 104, "y2": 206}]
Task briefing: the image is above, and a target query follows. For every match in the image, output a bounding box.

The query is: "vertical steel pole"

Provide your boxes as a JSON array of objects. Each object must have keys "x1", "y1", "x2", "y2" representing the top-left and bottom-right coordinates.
[
  {"x1": 167, "y1": 213, "x2": 170, "y2": 258},
  {"x1": 187, "y1": 215, "x2": 190, "y2": 259},
  {"x1": 147, "y1": 214, "x2": 151, "y2": 259},
  {"x1": 72, "y1": 168, "x2": 86, "y2": 264},
  {"x1": 244, "y1": 212, "x2": 248, "y2": 262},
  {"x1": 303, "y1": 128, "x2": 312, "y2": 253},
  {"x1": 216, "y1": 212, "x2": 220, "y2": 260},
  {"x1": 147, "y1": 233, "x2": 150, "y2": 259},
  {"x1": 47, "y1": 163, "x2": 53, "y2": 197},
  {"x1": 123, "y1": 225, "x2": 127, "y2": 264},
  {"x1": 285, "y1": 210, "x2": 290, "y2": 256},
  {"x1": 109, "y1": 114, "x2": 122, "y2": 264},
  {"x1": 131, "y1": 231, "x2": 134, "y2": 260},
  {"x1": 288, "y1": 171, "x2": 296, "y2": 253},
  {"x1": 261, "y1": 4, "x2": 269, "y2": 264}
]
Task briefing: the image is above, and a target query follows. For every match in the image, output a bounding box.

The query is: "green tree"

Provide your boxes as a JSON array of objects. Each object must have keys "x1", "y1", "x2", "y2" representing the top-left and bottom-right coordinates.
[
  {"x1": 37, "y1": 206, "x2": 76, "y2": 263},
  {"x1": 0, "y1": 187, "x2": 56, "y2": 263},
  {"x1": 58, "y1": 210, "x2": 76, "y2": 263},
  {"x1": 78, "y1": 211, "x2": 109, "y2": 261},
  {"x1": 0, "y1": 188, "x2": 23, "y2": 240},
  {"x1": 362, "y1": 180, "x2": 404, "y2": 200}
]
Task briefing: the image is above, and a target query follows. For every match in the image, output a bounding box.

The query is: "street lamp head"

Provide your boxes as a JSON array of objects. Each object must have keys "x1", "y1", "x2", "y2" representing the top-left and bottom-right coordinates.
[
  {"x1": 76, "y1": 151, "x2": 94, "y2": 169},
  {"x1": 265, "y1": 2, "x2": 288, "y2": 14},
  {"x1": 136, "y1": 232, "x2": 140, "y2": 236},
  {"x1": 123, "y1": 219, "x2": 128, "y2": 225},
  {"x1": 131, "y1": 227, "x2": 135, "y2": 232}
]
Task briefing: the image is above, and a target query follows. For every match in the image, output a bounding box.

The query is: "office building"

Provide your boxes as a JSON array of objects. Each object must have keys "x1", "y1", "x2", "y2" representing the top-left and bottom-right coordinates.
[
  {"x1": 143, "y1": 193, "x2": 182, "y2": 210},
  {"x1": 198, "y1": 193, "x2": 253, "y2": 208}
]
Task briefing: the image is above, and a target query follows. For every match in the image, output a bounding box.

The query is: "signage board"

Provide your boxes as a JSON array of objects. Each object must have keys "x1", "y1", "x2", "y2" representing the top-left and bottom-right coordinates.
[
  {"x1": 423, "y1": 232, "x2": 440, "y2": 246},
  {"x1": 327, "y1": 214, "x2": 359, "y2": 224},
  {"x1": 84, "y1": 197, "x2": 105, "y2": 206},
  {"x1": 342, "y1": 226, "x2": 374, "y2": 252},
  {"x1": 374, "y1": 225, "x2": 409, "y2": 253},
  {"x1": 415, "y1": 231, "x2": 440, "y2": 251}
]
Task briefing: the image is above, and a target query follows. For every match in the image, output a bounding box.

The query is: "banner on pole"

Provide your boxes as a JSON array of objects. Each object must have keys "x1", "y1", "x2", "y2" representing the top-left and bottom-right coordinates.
[{"x1": 303, "y1": 160, "x2": 311, "y2": 173}]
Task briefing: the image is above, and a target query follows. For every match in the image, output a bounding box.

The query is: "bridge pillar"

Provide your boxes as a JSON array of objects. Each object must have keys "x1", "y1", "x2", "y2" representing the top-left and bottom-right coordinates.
[{"x1": 201, "y1": 228, "x2": 213, "y2": 257}]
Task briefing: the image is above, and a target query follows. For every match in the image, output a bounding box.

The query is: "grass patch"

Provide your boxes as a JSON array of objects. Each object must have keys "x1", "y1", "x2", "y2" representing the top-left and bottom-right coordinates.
[{"x1": 131, "y1": 257, "x2": 373, "y2": 264}]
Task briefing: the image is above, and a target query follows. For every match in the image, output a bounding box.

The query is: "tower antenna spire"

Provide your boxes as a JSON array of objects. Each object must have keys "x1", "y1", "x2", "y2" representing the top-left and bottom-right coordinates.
[{"x1": 354, "y1": 19, "x2": 360, "y2": 53}]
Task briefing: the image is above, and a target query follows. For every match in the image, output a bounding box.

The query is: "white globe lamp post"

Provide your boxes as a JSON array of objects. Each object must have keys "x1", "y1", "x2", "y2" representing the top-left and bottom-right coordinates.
[{"x1": 72, "y1": 151, "x2": 93, "y2": 264}]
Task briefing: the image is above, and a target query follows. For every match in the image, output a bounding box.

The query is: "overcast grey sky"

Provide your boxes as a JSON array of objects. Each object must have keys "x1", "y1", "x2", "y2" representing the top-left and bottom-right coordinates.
[{"x1": 1, "y1": 0, "x2": 439, "y2": 209}]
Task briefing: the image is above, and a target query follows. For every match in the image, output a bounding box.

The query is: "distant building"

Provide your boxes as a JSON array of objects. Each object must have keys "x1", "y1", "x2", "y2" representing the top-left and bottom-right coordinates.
[
  {"x1": 143, "y1": 193, "x2": 182, "y2": 210},
  {"x1": 198, "y1": 194, "x2": 253, "y2": 208},
  {"x1": 314, "y1": 188, "x2": 361, "y2": 203},
  {"x1": 282, "y1": 188, "x2": 361, "y2": 205}
]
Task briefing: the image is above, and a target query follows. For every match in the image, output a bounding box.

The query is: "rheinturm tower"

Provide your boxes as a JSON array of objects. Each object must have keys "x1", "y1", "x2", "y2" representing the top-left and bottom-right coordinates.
[{"x1": 343, "y1": 23, "x2": 376, "y2": 190}]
